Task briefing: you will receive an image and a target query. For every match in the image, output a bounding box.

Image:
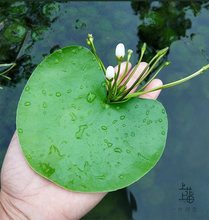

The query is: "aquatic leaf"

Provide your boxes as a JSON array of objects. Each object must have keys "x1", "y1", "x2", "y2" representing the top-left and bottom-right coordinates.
[{"x1": 16, "y1": 46, "x2": 168, "y2": 192}]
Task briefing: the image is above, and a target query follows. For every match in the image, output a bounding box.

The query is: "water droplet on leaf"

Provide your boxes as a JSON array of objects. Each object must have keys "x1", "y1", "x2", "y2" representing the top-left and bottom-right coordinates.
[
  {"x1": 114, "y1": 147, "x2": 122, "y2": 153},
  {"x1": 112, "y1": 120, "x2": 118, "y2": 124},
  {"x1": 25, "y1": 86, "x2": 30, "y2": 91},
  {"x1": 119, "y1": 175, "x2": 124, "y2": 179},
  {"x1": 43, "y1": 102, "x2": 47, "y2": 108},
  {"x1": 18, "y1": 128, "x2": 23, "y2": 133},
  {"x1": 131, "y1": 132, "x2": 135, "y2": 137},
  {"x1": 126, "y1": 149, "x2": 131, "y2": 154},
  {"x1": 70, "y1": 112, "x2": 77, "y2": 121},
  {"x1": 86, "y1": 92, "x2": 96, "y2": 103},
  {"x1": 24, "y1": 101, "x2": 31, "y2": 106},
  {"x1": 75, "y1": 125, "x2": 88, "y2": 139},
  {"x1": 101, "y1": 125, "x2": 107, "y2": 130},
  {"x1": 120, "y1": 115, "x2": 125, "y2": 120},
  {"x1": 56, "y1": 92, "x2": 61, "y2": 97}
]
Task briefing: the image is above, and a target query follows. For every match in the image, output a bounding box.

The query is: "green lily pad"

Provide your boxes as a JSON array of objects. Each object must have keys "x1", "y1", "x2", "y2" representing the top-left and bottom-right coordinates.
[{"x1": 16, "y1": 46, "x2": 168, "y2": 192}]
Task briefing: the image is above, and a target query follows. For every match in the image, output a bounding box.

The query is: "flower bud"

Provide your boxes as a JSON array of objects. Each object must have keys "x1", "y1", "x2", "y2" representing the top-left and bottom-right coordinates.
[
  {"x1": 115, "y1": 43, "x2": 125, "y2": 59},
  {"x1": 87, "y1": 33, "x2": 94, "y2": 44},
  {"x1": 106, "y1": 66, "x2": 115, "y2": 80}
]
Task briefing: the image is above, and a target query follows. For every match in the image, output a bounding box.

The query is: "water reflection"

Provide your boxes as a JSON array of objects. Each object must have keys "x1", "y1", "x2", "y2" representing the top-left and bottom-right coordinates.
[
  {"x1": 131, "y1": 0, "x2": 209, "y2": 60},
  {"x1": 83, "y1": 189, "x2": 135, "y2": 220}
]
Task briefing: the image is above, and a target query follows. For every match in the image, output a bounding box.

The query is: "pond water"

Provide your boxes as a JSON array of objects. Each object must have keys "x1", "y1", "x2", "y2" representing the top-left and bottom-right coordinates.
[{"x1": 1, "y1": 1, "x2": 209, "y2": 219}]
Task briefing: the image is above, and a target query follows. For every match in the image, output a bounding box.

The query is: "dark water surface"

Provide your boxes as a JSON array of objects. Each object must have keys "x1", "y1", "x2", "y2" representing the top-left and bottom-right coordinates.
[{"x1": 1, "y1": 1, "x2": 209, "y2": 219}]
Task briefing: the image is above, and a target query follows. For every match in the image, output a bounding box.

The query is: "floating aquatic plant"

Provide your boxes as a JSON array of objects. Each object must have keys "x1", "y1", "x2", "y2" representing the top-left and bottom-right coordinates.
[{"x1": 16, "y1": 34, "x2": 209, "y2": 192}]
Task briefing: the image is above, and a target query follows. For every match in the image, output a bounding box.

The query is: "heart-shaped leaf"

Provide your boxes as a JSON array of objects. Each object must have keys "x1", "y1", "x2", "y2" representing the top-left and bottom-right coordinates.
[{"x1": 16, "y1": 46, "x2": 168, "y2": 192}]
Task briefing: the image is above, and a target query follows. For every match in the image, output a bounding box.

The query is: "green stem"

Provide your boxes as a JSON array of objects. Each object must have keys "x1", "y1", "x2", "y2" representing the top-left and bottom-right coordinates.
[
  {"x1": 126, "y1": 63, "x2": 209, "y2": 99},
  {"x1": 87, "y1": 37, "x2": 106, "y2": 74},
  {"x1": 112, "y1": 61, "x2": 121, "y2": 96},
  {"x1": 139, "y1": 61, "x2": 170, "y2": 91},
  {"x1": 107, "y1": 79, "x2": 113, "y2": 102},
  {"x1": 118, "y1": 43, "x2": 146, "y2": 89},
  {"x1": 117, "y1": 49, "x2": 134, "y2": 86},
  {"x1": 117, "y1": 48, "x2": 168, "y2": 101}
]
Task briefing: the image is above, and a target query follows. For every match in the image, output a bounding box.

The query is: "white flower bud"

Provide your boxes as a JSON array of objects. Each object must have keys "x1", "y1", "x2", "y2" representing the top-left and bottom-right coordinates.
[
  {"x1": 115, "y1": 43, "x2": 125, "y2": 59},
  {"x1": 106, "y1": 66, "x2": 115, "y2": 80}
]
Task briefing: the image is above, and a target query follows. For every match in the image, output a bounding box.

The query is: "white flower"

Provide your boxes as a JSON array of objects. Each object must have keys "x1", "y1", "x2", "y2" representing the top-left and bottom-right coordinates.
[
  {"x1": 106, "y1": 66, "x2": 115, "y2": 80},
  {"x1": 115, "y1": 43, "x2": 125, "y2": 59}
]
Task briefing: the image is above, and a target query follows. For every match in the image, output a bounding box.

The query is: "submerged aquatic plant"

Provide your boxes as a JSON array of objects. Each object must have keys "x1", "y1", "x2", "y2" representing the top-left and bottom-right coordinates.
[
  {"x1": 16, "y1": 34, "x2": 209, "y2": 192},
  {"x1": 0, "y1": 63, "x2": 15, "y2": 89}
]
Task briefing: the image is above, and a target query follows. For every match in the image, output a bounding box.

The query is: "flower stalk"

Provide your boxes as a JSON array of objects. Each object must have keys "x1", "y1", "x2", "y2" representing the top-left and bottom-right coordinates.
[
  {"x1": 86, "y1": 34, "x2": 209, "y2": 104},
  {"x1": 86, "y1": 34, "x2": 106, "y2": 74}
]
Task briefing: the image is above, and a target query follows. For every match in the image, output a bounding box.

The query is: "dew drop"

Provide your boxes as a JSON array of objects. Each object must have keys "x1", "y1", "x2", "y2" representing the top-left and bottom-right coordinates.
[
  {"x1": 92, "y1": 57, "x2": 96, "y2": 61},
  {"x1": 56, "y1": 92, "x2": 61, "y2": 97},
  {"x1": 82, "y1": 65, "x2": 86, "y2": 71},
  {"x1": 96, "y1": 174, "x2": 105, "y2": 180},
  {"x1": 18, "y1": 128, "x2": 23, "y2": 133},
  {"x1": 42, "y1": 90, "x2": 46, "y2": 95},
  {"x1": 80, "y1": 85, "x2": 84, "y2": 89},
  {"x1": 39, "y1": 163, "x2": 55, "y2": 177},
  {"x1": 24, "y1": 101, "x2": 31, "y2": 106},
  {"x1": 119, "y1": 175, "x2": 124, "y2": 179},
  {"x1": 146, "y1": 110, "x2": 150, "y2": 115},
  {"x1": 162, "y1": 109, "x2": 165, "y2": 114},
  {"x1": 70, "y1": 112, "x2": 77, "y2": 121},
  {"x1": 120, "y1": 115, "x2": 125, "y2": 120},
  {"x1": 86, "y1": 92, "x2": 96, "y2": 103},
  {"x1": 161, "y1": 131, "x2": 165, "y2": 135},
  {"x1": 72, "y1": 49, "x2": 76, "y2": 54},
  {"x1": 75, "y1": 125, "x2": 88, "y2": 139},
  {"x1": 159, "y1": 118, "x2": 163, "y2": 122},
  {"x1": 116, "y1": 106, "x2": 120, "y2": 110},
  {"x1": 67, "y1": 89, "x2": 72, "y2": 93},
  {"x1": 126, "y1": 149, "x2": 131, "y2": 154},
  {"x1": 122, "y1": 124, "x2": 126, "y2": 127},
  {"x1": 104, "y1": 139, "x2": 108, "y2": 143},
  {"x1": 25, "y1": 86, "x2": 30, "y2": 91},
  {"x1": 114, "y1": 147, "x2": 122, "y2": 153},
  {"x1": 101, "y1": 125, "x2": 107, "y2": 130},
  {"x1": 147, "y1": 120, "x2": 152, "y2": 125},
  {"x1": 131, "y1": 132, "x2": 135, "y2": 137},
  {"x1": 26, "y1": 154, "x2": 32, "y2": 160},
  {"x1": 104, "y1": 139, "x2": 113, "y2": 147},
  {"x1": 55, "y1": 59, "x2": 59, "y2": 64},
  {"x1": 43, "y1": 102, "x2": 47, "y2": 108},
  {"x1": 57, "y1": 49, "x2": 62, "y2": 54},
  {"x1": 101, "y1": 81, "x2": 106, "y2": 87},
  {"x1": 112, "y1": 120, "x2": 118, "y2": 124}
]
